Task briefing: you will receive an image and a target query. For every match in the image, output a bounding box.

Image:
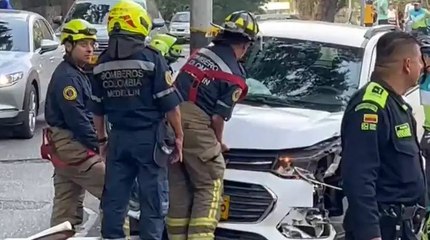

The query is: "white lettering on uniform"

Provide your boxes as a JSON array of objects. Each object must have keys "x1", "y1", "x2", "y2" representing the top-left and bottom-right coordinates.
[
  {"x1": 107, "y1": 89, "x2": 141, "y2": 98},
  {"x1": 100, "y1": 69, "x2": 146, "y2": 98}
]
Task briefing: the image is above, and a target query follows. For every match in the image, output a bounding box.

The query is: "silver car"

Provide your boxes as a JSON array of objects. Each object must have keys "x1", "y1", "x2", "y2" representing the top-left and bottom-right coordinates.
[
  {"x1": 169, "y1": 11, "x2": 190, "y2": 41},
  {"x1": 0, "y1": 9, "x2": 64, "y2": 138}
]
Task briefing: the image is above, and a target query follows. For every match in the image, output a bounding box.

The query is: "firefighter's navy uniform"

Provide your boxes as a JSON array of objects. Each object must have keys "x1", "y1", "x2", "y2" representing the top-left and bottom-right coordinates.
[
  {"x1": 341, "y1": 79, "x2": 426, "y2": 240},
  {"x1": 43, "y1": 19, "x2": 105, "y2": 227},
  {"x1": 166, "y1": 11, "x2": 259, "y2": 240},
  {"x1": 90, "y1": 1, "x2": 181, "y2": 239}
]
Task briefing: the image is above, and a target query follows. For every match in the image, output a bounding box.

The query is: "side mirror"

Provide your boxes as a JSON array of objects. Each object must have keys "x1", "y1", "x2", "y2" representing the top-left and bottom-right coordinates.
[
  {"x1": 40, "y1": 39, "x2": 59, "y2": 53},
  {"x1": 152, "y1": 18, "x2": 165, "y2": 29},
  {"x1": 52, "y1": 15, "x2": 63, "y2": 25}
]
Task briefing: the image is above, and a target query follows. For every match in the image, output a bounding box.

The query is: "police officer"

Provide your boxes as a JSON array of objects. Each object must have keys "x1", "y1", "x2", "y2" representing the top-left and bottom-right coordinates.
[
  {"x1": 43, "y1": 19, "x2": 105, "y2": 228},
  {"x1": 90, "y1": 1, "x2": 183, "y2": 239},
  {"x1": 341, "y1": 31, "x2": 426, "y2": 240},
  {"x1": 166, "y1": 11, "x2": 259, "y2": 240}
]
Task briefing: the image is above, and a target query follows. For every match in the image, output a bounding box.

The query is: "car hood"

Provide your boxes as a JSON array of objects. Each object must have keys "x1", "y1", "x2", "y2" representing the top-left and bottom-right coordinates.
[
  {"x1": 170, "y1": 22, "x2": 189, "y2": 28},
  {"x1": 0, "y1": 51, "x2": 29, "y2": 69},
  {"x1": 224, "y1": 104, "x2": 343, "y2": 150}
]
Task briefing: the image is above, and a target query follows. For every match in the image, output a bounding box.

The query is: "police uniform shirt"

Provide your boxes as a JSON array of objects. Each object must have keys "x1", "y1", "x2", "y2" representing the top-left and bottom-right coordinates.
[
  {"x1": 90, "y1": 47, "x2": 182, "y2": 130},
  {"x1": 45, "y1": 56, "x2": 98, "y2": 151},
  {"x1": 341, "y1": 80, "x2": 425, "y2": 239},
  {"x1": 175, "y1": 44, "x2": 246, "y2": 121}
]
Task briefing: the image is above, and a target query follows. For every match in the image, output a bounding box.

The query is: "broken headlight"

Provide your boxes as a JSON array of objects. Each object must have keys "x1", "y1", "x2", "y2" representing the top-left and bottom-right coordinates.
[
  {"x1": 271, "y1": 138, "x2": 341, "y2": 180},
  {"x1": 278, "y1": 207, "x2": 333, "y2": 239}
]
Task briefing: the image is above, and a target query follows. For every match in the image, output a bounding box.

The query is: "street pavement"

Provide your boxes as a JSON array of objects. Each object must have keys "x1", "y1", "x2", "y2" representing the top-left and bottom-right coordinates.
[{"x1": 0, "y1": 45, "x2": 190, "y2": 238}]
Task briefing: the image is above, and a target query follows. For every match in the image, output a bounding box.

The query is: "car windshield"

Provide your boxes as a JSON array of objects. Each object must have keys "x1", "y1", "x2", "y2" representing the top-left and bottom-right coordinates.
[
  {"x1": 0, "y1": 17, "x2": 29, "y2": 52},
  {"x1": 243, "y1": 37, "x2": 363, "y2": 112},
  {"x1": 64, "y1": 0, "x2": 150, "y2": 25},
  {"x1": 171, "y1": 12, "x2": 190, "y2": 22}
]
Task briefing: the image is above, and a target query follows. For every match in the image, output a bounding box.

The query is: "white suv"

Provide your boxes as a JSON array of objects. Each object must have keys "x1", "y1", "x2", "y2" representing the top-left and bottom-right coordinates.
[{"x1": 217, "y1": 20, "x2": 423, "y2": 240}]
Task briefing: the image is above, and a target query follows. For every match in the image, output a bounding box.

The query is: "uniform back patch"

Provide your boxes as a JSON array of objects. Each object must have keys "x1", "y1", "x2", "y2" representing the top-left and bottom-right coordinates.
[
  {"x1": 63, "y1": 86, "x2": 77, "y2": 101},
  {"x1": 363, "y1": 114, "x2": 378, "y2": 124},
  {"x1": 232, "y1": 88, "x2": 242, "y2": 102}
]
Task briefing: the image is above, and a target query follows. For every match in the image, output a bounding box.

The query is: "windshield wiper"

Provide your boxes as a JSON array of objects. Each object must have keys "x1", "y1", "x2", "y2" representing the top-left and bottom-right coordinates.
[
  {"x1": 243, "y1": 94, "x2": 295, "y2": 107},
  {"x1": 283, "y1": 97, "x2": 345, "y2": 107}
]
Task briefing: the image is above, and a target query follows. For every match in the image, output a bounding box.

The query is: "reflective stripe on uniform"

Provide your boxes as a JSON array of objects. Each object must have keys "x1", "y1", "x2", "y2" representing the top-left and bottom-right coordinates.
[
  {"x1": 189, "y1": 217, "x2": 218, "y2": 227},
  {"x1": 188, "y1": 232, "x2": 215, "y2": 240},
  {"x1": 208, "y1": 178, "x2": 222, "y2": 219},
  {"x1": 168, "y1": 234, "x2": 188, "y2": 240},
  {"x1": 93, "y1": 59, "x2": 155, "y2": 74},
  {"x1": 154, "y1": 87, "x2": 175, "y2": 99},
  {"x1": 166, "y1": 217, "x2": 190, "y2": 227},
  {"x1": 216, "y1": 100, "x2": 231, "y2": 108},
  {"x1": 198, "y1": 48, "x2": 232, "y2": 73},
  {"x1": 91, "y1": 95, "x2": 102, "y2": 103}
]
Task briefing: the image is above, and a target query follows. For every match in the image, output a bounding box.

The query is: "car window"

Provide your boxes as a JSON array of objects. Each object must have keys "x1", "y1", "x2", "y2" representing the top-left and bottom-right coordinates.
[
  {"x1": 33, "y1": 20, "x2": 44, "y2": 51},
  {"x1": 171, "y1": 12, "x2": 190, "y2": 22},
  {"x1": 64, "y1": 0, "x2": 160, "y2": 25},
  {"x1": 0, "y1": 17, "x2": 30, "y2": 52},
  {"x1": 243, "y1": 37, "x2": 364, "y2": 112},
  {"x1": 38, "y1": 19, "x2": 54, "y2": 40}
]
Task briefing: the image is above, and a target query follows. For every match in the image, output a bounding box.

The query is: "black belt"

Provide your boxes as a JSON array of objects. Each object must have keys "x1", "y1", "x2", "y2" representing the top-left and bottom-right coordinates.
[
  {"x1": 379, "y1": 204, "x2": 424, "y2": 220},
  {"x1": 379, "y1": 204, "x2": 425, "y2": 239}
]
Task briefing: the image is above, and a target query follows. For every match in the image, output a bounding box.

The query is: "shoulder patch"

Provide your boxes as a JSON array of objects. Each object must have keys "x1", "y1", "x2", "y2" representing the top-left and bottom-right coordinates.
[
  {"x1": 355, "y1": 102, "x2": 378, "y2": 112},
  {"x1": 232, "y1": 88, "x2": 242, "y2": 102},
  {"x1": 363, "y1": 113, "x2": 378, "y2": 124},
  {"x1": 165, "y1": 71, "x2": 175, "y2": 86},
  {"x1": 63, "y1": 86, "x2": 77, "y2": 101},
  {"x1": 362, "y1": 82, "x2": 389, "y2": 108}
]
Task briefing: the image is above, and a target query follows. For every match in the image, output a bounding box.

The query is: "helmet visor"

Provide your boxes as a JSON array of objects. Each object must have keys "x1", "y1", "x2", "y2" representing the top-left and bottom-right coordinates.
[{"x1": 62, "y1": 27, "x2": 97, "y2": 36}]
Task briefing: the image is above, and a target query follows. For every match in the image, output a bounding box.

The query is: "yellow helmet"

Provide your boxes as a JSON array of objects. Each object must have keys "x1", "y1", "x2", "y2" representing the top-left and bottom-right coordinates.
[
  {"x1": 108, "y1": 0, "x2": 152, "y2": 37},
  {"x1": 149, "y1": 39, "x2": 170, "y2": 56},
  {"x1": 60, "y1": 19, "x2": 97, "y2": 44},
  {"x1": 212, "y1": 11, "x2": 260, "y2": 41}
]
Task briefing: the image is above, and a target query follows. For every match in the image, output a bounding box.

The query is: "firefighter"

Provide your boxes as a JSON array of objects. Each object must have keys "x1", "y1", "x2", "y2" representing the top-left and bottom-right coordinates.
[
  {"x1": 149, "y1": 33, "x2": 184, "y2": 66},
  {"x1": 90, "y1": 0, "x2": 183, "y2": 239},
  {"x1": 166, "y1": 11, "x2": 259, "y2": 240},
  {"x1": 43, "y1": 19, "x2": 105, "y2": 229},
  {"x1": 341, "y1": 31, "x2": 426, "y2": 240}
]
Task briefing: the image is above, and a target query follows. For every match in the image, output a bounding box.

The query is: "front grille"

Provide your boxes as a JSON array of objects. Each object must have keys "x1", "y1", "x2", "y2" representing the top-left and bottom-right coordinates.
[
  {"x1": 222, "y1": 180, "x2": 275, "y2": 223},
  {"x1": 95, "y1": 39, "x2": 109, "y2": 55},
  {"x1": 224, "y1": 149, "x2": 277, "y2": 172},
  {"x1": 215, "y1": 228, "x2": 268, "y2": 240}
]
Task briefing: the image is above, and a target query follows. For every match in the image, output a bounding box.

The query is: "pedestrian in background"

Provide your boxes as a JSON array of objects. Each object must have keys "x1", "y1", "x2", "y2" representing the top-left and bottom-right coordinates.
[
  {"x1": 0, "y1": 0, "x2": 12, "y2": 9},
  {"x1": 341, "y1": 31, "x2": 426, "y2": 240},
  {"x1": 388, "y1": 3, "x2": 398, "y2": 26},
  {"x1": 376, "y1": 0, "x2": 390, "y2": 24}
]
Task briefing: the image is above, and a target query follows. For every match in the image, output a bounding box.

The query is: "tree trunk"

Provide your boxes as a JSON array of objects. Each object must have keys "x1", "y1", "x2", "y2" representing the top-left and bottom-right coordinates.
[
  {"x1": 314, "y1": 0, "x2": 340, "y2": 22},
  {"x1": 296, "y1": 0, "x2": 316, "y2": 20}
]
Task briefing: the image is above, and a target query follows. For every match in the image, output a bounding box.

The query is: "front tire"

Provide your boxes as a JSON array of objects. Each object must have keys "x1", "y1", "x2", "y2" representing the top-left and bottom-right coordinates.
[{"x1": 14, "y1": 85, "x2": 37, "y2": 139}]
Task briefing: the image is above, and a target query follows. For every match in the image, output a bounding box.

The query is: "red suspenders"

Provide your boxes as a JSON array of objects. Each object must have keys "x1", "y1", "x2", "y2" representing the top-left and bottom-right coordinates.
[{"x1": 180, "y1": 48, "x2": 248, "y2": 102}]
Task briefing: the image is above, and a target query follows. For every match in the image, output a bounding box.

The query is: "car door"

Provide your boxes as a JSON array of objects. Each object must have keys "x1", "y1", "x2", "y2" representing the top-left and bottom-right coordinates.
[
  {"x1": 38, "y1": 18, "x2": 63, "y2": 74},
  {"x1": 31, "y1": 20, "x2": 49, "y2": 104}
]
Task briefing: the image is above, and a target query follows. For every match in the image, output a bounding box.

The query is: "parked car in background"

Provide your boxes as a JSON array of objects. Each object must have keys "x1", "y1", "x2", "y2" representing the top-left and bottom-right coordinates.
[
  {"x1": 52, "y1": 0, "x2": 167, "y2": 64},
  {"x1": 169, "y1": 11, "x2": 190, "y2": 42},
  {"x1": 0, "y1": 9, "x2": 64, "y2": 139}
]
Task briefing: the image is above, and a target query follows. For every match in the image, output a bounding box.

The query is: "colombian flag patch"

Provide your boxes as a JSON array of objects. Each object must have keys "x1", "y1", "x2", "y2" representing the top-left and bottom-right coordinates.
[{"x1": 363, "y1": 114, "x2": 378, "y2": 124}]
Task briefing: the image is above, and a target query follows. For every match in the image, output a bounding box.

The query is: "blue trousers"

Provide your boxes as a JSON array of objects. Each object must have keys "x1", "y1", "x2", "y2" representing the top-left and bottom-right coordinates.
[{"x1": 101, "y1": 129, "x2": 168, "y2": 240}]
